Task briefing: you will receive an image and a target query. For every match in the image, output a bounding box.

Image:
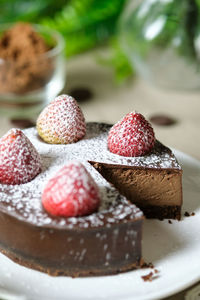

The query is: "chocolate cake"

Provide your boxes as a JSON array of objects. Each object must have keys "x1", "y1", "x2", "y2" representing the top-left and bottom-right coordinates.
[
  {"x1": 0, "y1": 122, "x2": 182, "y2": 276},
  {"x1": 0, "y1": 123, "x2": 144, "y2": 277}
]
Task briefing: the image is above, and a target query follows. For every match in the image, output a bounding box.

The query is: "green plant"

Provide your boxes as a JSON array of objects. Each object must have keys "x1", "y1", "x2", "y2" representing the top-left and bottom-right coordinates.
[
  {"x1": 42, "y1": 0, "x2": 126, "y2": 56},
  {"x1": 98, "y1": 38, "x2": 135, "y2": 83}
]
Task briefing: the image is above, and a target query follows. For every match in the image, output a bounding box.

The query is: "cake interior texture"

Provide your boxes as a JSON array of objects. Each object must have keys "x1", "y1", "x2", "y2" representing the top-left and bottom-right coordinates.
[{"x1": 90, "y1": 162, "x2": 182, "y2": 220}]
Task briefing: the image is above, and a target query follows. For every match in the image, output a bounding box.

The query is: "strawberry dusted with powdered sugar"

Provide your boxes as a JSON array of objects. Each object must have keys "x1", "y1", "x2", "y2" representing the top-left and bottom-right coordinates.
[
  {"x1": 0, "y1": 128, "x2": 41, "y2": 185},
  {"x1": 108, "y1": 112, "x2": 155, "y2": 157},
  {"x1": 42, "y1": 161, "x2": 100, "y2": 217},
  {"x1": 36, "y1": 94, "x2": 86, "y2": 144}
]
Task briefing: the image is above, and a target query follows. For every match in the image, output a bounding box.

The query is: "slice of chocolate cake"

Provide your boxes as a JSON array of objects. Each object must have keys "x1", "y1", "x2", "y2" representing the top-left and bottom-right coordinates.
[
  {"x1": 87, "y1": 122, "x2": 182, "y2": 220},
  {"x1": 90, "y1": 138, "x2": 182, "y2": 220},
  {"x1": 90, "y1": 111, "x2": 182, "y2": 221}
]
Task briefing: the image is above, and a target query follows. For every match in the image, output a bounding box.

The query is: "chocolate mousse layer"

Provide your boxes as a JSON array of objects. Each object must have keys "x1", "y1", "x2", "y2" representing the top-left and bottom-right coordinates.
[{"x1": 90, "y1": 162, "x2": 182, "y2": 220}]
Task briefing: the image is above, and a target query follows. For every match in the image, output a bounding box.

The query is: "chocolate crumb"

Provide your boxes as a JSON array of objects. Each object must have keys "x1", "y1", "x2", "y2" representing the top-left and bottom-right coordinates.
[
  {"x1": 69, "y1": 87, "x2": 93, "y2": 102},
  {"x1": 141, "y1": 267, "x2": 160, "y2": 281},
  {"x1": 149, "y1": 114, "x2": 176, "y2": 126},
  {"x1": 141, "y1": 271, "x2": 154, "y2": 282},
  {"x1": 168, "y1": 220, "x2": 172, "y2": 224},
  {"x1": 154, "y1": 269, "x2": 159, "y2": 274},
  {"x1": 149, "y1": 262, "x2": 154, "y2": 269},
  {"x1": 184, "y1": 211, "x2": 190, "y2": 217},
  {"x1": 184, "y1": 211, "x2": 195, "y2": 217},
  {"x1": 141, "y1": 261, "x2": 154, "y2": 269}
]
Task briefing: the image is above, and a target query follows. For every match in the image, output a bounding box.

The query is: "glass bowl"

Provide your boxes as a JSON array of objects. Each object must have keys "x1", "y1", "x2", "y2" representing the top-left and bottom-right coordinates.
[{"x1": 0, "y1": 23, "x2": 66, "y2": 119}]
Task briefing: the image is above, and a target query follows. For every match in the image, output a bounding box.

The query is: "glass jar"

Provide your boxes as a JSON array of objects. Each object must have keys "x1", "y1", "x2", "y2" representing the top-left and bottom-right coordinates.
[
  {"x1": 119, "y1": 0, "x2": 200, "y2": 90},
  {"x1": 0, "y1": 23, "x2": 66, "y2": 119}
]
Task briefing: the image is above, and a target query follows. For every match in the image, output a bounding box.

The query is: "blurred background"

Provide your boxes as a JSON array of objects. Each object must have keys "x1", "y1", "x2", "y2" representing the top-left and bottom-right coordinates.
[{"x1": 0, "y1": 0, "x2": 200, "y2": 162}]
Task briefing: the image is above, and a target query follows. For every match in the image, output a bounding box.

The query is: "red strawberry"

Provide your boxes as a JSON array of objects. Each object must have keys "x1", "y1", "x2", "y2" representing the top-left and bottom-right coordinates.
[
  {"x1": 108, "y1": 112, "x2": 155, "y2": 157},
  {"x1": 0, "y1": 128, "x2": 41, "y2": 185},
  {"x1": 36, "y1": 94, "x2": 86, "y2": 144},
  {"x1": 42, "y1": 161, "x2": 100, "y2": 217}
]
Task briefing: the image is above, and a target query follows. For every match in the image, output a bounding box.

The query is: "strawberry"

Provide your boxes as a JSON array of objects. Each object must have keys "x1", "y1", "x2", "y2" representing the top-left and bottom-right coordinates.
[
  {"x1": 42, "y1": 161, "x2": 100, "y2": 217},
  {"x1": 0, "y1": 128, "x2": 41, "y2": 185},
  {"x1": 36, "y1": 94, "x2": 86, "y2": 144},
  {"x1": 108, "y1": 112, "x2": 155, "y2": 157}
]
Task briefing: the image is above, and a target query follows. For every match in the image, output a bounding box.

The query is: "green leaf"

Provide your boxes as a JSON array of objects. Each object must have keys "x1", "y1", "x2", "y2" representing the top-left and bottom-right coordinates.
[{"x1": 97, "y1": 37, "x2": 135, "y2": 84}]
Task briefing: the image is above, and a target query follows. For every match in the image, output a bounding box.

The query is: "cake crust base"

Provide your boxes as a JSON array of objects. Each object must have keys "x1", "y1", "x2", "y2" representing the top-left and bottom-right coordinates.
[
  {"x1": 140, "y1": 205, "x2": 181, "y2": 220},
  {"x1": 0, "y1": 247, "x2": 143, "y2": 277}
]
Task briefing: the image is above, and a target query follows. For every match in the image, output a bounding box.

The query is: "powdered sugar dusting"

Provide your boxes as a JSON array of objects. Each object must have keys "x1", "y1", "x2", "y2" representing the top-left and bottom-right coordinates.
[
  {"x1": 87, "y1": 123, "x2": 181, "y2": 169},
  {"x1": 0, "y1": 128, "x2": 41, "y2": 184},
  {"x1": 36, "y1": 94, "x2": 86, "y2": 144},
  {"x1": 108, "y1": 112, "x2": 155, "y2": 157},
  {"x1": 0, "y1": 123, "x2": 144, "y2": 228},
  {"x1": 42, "y1": 161, "x2": 100, "y2": 217},
  {"x1": 0, "y1": 122, "x2": 180, "y2": 228}
]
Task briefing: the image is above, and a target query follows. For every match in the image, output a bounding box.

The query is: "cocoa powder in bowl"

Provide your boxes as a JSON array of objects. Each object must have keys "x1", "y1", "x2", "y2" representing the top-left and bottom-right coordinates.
[{"x1": 0, "y1": 23, "x2": 54, "y2": 94}]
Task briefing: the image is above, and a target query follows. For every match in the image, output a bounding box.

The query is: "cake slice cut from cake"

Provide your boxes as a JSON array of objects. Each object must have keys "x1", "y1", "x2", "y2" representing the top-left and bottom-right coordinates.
[
  {"x1": 89, "y1": 125, "x2": 182, "y2": 220},
  {"x1": 90, "y1": 158, "x2": 182, "y2": 220}
]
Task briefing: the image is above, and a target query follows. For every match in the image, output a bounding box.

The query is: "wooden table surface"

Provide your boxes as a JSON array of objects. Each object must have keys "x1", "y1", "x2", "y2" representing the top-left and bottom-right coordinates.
[{"x1": 0, "y1": 51, "x2": 200, "y2": 299}]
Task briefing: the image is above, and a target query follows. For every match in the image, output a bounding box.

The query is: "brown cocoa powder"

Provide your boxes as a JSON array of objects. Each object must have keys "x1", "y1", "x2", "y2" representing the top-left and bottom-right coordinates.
[{"x1": 0, "y1": 23, "x2": 54, "y2": 94}]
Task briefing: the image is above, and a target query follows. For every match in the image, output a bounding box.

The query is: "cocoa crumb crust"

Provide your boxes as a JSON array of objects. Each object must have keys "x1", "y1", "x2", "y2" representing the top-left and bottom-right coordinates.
[
  {"x1": 140, "y1": 205, "x2": 181, "y2": 220},
  {"x1": 0, "y1": 248, "x2": 142, "y2": 278}
]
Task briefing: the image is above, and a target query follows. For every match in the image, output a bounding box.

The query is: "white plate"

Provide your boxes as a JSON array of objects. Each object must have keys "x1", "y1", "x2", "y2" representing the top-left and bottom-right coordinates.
[{"x1": 0, "y1": 150, "x2": 200, "y2": 300}]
